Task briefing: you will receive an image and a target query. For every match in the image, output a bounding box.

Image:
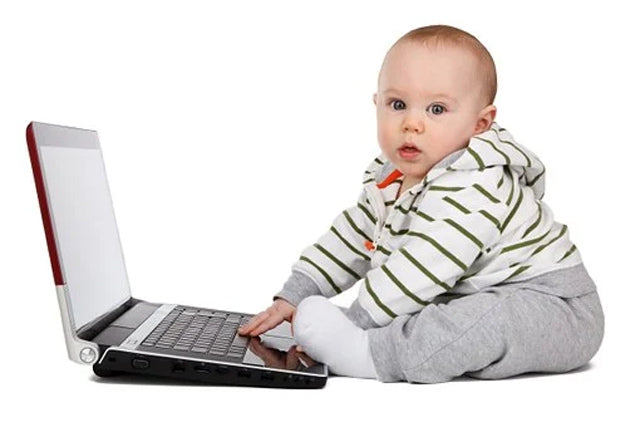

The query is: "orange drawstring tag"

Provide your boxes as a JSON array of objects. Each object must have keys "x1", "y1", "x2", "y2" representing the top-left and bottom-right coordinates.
[{"x1": 364, "y1": 240, "x2": 376, "y2": 251}]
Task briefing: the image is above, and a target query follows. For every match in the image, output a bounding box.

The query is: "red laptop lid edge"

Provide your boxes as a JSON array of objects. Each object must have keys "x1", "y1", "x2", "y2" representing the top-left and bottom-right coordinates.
[{"x1": 26, "y1": 122, "x2": 65, "y2": 285}]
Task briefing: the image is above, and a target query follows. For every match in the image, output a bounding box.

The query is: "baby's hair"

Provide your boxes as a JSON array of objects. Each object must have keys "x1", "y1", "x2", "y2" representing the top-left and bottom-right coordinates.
[{"x1": 384, "y1": 25, "x2": 497, "y2": 106}]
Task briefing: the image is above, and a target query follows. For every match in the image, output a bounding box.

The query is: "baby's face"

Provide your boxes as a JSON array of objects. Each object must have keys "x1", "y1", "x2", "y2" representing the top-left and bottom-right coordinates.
[{"x1": 374, "y1": 41, "x2": 496, "y2": 184}]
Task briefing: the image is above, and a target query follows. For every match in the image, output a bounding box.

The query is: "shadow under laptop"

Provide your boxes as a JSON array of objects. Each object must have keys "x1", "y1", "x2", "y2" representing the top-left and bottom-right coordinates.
[
  {"x1": 90, "y1": 362, "x2": 594, "y2": 386},
  {"x1": 90, "y1": 373, "x2": 221, "y2": 387}
]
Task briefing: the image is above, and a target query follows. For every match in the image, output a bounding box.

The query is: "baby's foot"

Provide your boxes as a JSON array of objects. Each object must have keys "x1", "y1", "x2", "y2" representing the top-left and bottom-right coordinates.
[{"x1": 293, "y1": 295, "x2": 378, "y2": 379}]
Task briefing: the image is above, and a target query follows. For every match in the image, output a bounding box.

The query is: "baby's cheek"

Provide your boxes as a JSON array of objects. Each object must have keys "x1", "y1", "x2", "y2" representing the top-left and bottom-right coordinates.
[{"x1": 378, "y1": 129, "x2": 397, "y2": 154}]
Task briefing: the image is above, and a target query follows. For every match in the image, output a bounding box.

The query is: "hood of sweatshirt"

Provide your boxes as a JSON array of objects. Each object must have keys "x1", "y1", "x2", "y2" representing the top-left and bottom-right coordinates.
[{"x1": 362, "y1": 122, "x2": 546, "y2": 200}]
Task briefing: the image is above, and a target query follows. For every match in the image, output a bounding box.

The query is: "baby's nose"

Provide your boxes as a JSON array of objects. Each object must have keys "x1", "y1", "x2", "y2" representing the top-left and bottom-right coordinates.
[
  {"x1": 402, "y1": 114, "x2": 424, "y2": 133},
  {"x1": 403, "y1": 121, "x2": 423, "y2": 133}
]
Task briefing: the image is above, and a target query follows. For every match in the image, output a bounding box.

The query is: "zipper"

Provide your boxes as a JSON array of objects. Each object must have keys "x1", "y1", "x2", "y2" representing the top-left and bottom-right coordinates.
[
  {"x1": 364, "y1": 185, "x2": 386, "y2": 249},
  {"x1": 364, "y1": 182, "x2": 421, "y2": 251}
]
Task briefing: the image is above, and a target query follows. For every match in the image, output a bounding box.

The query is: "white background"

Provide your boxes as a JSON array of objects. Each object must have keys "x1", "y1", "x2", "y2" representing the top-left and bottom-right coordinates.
[{"x1": 1, "y1": 0, "x2": 638, "y2": 425}]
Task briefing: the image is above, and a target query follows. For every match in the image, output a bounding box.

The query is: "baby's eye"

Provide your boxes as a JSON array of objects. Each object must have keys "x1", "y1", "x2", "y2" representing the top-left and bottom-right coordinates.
[
  {"x1": 428, "y1": 103, "x2": 446, "y2": 115},
  {"x1": 390, "y1": 99, "x2": 406, "y2": 110}
]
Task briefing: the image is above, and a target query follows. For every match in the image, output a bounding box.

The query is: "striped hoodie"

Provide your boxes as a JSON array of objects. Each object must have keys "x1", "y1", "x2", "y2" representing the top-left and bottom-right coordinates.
[{"x1": 281, "y1": 122, "x2": 582, "y2": 327}]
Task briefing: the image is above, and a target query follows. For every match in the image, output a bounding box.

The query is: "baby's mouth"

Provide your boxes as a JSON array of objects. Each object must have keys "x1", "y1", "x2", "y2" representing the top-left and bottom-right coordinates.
[
  {"x1": 400, "y1": 141, "x2": 420, "y2": 150},
  {"x1": 400, "y1": 146, "x2": 420, "y2": 153},
  {"x1": 398, "y1": 143, "x2": 421, "y2": 159}
]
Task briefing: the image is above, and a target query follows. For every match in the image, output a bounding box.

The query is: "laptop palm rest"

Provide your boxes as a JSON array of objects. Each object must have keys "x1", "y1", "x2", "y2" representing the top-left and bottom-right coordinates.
[{"x1": 92, "y1": 302, "x2": 160, "y2": 347}]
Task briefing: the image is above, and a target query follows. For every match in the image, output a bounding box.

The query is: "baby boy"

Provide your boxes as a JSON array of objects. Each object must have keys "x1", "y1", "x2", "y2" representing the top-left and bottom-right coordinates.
[{"x1": 238, "y1": 25, "x2": 604, "y2": 383}]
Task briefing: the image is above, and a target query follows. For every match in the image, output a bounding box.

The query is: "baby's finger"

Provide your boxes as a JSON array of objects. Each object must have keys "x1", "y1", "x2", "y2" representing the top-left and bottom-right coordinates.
[
  {"x1": 248, "y1": 314, "x2": 285, "y2": 337},
  {"x1": 238, "y1": 311, "x2": 269, "y2": 335},
  {"x1": 238, "y1": 313, "x2": 261, "y2": 334}
]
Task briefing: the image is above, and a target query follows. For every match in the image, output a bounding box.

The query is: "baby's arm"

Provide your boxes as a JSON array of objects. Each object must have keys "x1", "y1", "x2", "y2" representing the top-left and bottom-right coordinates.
[
  {"x1": 240, "y1": 188, "x2": 378, "y2": 336},
  {"x1": 284, "y1": 188, "x2": 378, "y2": 298},
  {"x1": 272, "y1": 271, "x2": 323, "y2": 307}
]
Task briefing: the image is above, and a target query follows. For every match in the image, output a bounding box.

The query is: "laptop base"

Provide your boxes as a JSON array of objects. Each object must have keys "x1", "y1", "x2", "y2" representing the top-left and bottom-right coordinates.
[{"x1": 93, "y1": 348, "x2": 327, "y2": 389}]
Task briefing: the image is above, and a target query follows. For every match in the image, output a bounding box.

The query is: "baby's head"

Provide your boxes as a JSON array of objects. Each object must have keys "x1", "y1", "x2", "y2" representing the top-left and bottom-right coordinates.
[{"x1": 373, "y1": 25, "x2": 498, "y2": 184}]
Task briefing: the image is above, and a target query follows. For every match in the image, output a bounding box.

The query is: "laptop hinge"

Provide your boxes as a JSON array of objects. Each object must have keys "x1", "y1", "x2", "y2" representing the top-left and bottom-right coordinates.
[{"x1": 55, "y1": 285, "x2": 118, "y2": 365}]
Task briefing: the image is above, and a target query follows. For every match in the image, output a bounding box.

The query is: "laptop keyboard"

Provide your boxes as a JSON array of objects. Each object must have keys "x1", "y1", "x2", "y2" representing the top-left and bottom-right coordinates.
[{"x1": 141, "y1": 306, "x2": 251, "y2": 359}]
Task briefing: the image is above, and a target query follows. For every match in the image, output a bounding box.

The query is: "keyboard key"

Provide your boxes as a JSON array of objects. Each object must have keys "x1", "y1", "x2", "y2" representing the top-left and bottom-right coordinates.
[
  {"x1": 173, "y1": 345, "x2": 191, "y2": 351},
  {"x1": 140, "y1": 306, "x2": 253, "y2": 356},
  {"x1": 231, "y1": 334, "x2": 249, "y2": 348}
]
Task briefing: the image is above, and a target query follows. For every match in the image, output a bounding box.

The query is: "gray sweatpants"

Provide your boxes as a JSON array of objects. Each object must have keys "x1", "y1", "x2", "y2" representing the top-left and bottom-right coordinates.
[{"x1": 344, "y1": 263, "x2": 605, "y2": 383}]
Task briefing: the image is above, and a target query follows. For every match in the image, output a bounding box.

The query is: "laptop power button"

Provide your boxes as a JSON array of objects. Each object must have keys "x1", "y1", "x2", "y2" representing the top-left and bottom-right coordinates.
[{"x1": 132, "y1": 358, "x2": 150, "y2": 370}]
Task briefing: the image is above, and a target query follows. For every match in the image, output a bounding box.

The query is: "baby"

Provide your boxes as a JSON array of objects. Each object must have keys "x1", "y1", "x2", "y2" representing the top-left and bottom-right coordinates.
[{"x1": 238, "y1": 25, "x2": 605, "y2": 383}]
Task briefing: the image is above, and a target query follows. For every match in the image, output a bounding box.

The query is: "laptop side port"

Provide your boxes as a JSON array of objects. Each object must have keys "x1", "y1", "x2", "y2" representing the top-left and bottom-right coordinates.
[
  {"x1": 194, "y1": 362, "x2": 210, "y2": 374},
  {"x1": 172, "y1": 360, "x2": 186, "y2": 373},
  {"x1": 214, "y1": 365, "x2": 229, "y2": 375}
]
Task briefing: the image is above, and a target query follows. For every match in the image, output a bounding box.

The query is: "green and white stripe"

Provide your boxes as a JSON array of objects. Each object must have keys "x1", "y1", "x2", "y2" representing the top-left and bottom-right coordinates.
[{"x1": 292, "y1": 122, "x2": 581, "y2": 327}]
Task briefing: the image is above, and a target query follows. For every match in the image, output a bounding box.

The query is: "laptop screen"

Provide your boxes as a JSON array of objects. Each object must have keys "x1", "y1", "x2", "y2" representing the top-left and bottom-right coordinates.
[{"x1": 33, "y1": 123, "x2": 131, "y2": 330}]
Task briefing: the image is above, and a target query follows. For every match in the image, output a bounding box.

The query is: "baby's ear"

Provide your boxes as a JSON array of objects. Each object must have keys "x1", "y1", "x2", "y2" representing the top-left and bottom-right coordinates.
[
  {"x1": 474, "y1": 105, "x2": 497, "y2": 134},
  {"x1": 373, "y1": 93, "x2": 378, "y2": 106}
]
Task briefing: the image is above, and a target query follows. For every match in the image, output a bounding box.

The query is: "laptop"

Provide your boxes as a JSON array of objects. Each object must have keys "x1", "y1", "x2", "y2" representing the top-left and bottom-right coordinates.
[{"x1": 26, "y1": 121, "x2": 328, "y2": 389}]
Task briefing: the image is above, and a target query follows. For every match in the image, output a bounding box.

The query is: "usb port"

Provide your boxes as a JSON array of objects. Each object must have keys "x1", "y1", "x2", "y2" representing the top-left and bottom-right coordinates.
[
  {"x1": 172, "y1": 361, "x2": 186, "y2": 373},
  {"x1": 194, "y1": 363, "x2": 210, "y2": 374}
]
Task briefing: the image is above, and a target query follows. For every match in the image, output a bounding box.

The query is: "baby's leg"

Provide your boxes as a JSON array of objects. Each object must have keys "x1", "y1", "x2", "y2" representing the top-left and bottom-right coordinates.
[
  {"x1": 294, "y1": 296, "x2": 378, "y2": 379},
  {"x1": 367, "y1": 265, "x2": 605, "y2": 383}
]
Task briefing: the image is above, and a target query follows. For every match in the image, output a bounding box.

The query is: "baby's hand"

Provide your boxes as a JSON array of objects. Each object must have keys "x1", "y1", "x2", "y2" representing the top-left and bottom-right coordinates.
[{"x1": 238, "y1": 298, "x2": 297, "y2": 337}]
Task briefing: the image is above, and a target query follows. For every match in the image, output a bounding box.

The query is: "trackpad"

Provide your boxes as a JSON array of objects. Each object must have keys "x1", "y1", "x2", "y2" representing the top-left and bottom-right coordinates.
[
  {"x1": 241, "y1": 334, "x2": 325, "y2": 375},
  {"x1": 263, "y1": 321, "x2": 293, "y2": 338}
]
